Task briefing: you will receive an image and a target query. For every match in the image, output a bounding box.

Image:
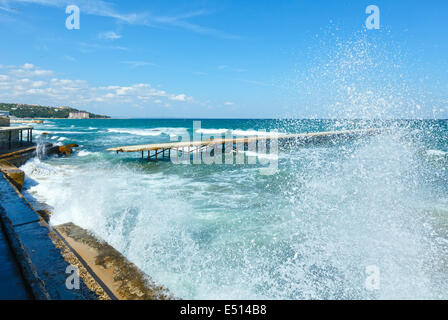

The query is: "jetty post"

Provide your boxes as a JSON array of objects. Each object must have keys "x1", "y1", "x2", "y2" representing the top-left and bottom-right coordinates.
[{"x1": 106, "y1": 128, "x2": 385, "y2": 163}]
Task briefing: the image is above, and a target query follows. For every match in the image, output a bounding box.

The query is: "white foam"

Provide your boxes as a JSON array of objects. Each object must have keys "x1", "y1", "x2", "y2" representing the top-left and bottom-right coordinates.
[
  {"x1": 196, "y1": 128, "x2": 228, "y2": 134},
  {"x1": 77, "y1": 150, "x2": 93, "y2": 157},
  {"x1": 108, "y1": 128, "x2": 162, "y2": 136},
  {"x1": 108, "y1": 127, "x2": 189, "y2": 138},
  {"x1": 231, "y1": 129, "x2": 261, "y2": 136},
  {"x1": 426, "y1": 149, "x2": 447, "y2": 156},
  {"x1": 51, "y1": 131, "x2": 87, "y2": 134},
  {"x1": 18, "y1": 127, "x2": 448, "y2": 300},
  {"x1": 242, "y1": 150, "x2": 279, "y2": 160},
  {"x1": 21, "y1": 158, "x2": 62, "y2": 178},
  {"x1": 196, "y1": 128, "x2": 284, "y2": 137}
]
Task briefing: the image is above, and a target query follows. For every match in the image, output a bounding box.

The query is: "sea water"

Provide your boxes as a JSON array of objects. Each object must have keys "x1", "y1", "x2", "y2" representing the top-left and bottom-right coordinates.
[
  {"x1": 19, "y1": 118, "x2": 448, "y2": 299},
  {"x1": 16, "y1": 30, "x2": 448, "y2": 299}
]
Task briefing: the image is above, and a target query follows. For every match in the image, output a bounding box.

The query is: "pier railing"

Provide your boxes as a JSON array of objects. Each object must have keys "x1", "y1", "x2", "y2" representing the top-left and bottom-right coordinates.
[{"x1": 107, "y1": 128, "x2": 385, "y2": 162}]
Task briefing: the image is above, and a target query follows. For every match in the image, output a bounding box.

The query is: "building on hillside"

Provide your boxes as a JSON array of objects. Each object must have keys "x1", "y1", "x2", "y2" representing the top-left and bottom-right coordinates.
[{"x1": 68, "y1": 112, "x2": 90, "y2": 119}]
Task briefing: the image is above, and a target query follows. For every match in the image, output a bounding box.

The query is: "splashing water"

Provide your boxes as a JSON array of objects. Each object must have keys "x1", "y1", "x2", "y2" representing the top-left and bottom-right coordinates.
[
  {"x1": 20, "y1": 119, "x2": 448, "y2": 299},
  {"x1": 20, "y1": 30, "x2": 448, "y2": 299},
  {"x1": 35, "y1": 134, "x2": 51, "y2": 160}
]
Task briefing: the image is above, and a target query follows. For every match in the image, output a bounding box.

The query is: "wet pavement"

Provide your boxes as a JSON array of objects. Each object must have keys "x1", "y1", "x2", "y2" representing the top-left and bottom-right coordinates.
[
  {"x1": 0, "y1": 174, "x2": 97, "y2": 300},
  {"x1": 0, "y1": 224, "x2": 30, "y2": 299}
]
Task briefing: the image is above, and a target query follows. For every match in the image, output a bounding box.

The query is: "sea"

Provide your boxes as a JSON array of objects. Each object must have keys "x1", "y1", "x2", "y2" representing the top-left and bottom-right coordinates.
[{"x1": 15, "y1": 118, "x2": 448, "y2": 299}]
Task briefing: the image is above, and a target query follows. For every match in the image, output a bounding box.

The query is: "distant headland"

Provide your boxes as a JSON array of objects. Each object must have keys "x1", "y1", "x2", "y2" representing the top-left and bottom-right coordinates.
[{"x1": 0, "y1": 102, "x2": 110, "y2": 119}]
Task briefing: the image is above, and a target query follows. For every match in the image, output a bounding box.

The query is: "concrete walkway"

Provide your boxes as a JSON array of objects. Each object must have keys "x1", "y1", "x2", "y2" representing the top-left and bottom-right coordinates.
[
  {"x1": 0, "y1": 225, "x2": 30, "y2": 299},
  {"x1": 0, "y1": 174, "x2": 97, "y2": 299}
]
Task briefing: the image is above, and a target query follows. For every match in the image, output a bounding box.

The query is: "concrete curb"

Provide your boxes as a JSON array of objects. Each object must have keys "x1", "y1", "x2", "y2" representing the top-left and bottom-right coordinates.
[
  {"x1": 0, "y1": 172, "x2": 97, "y2": 300},
  {"x1": 0, "y1": 209, "x2": 50, "y2": 299}
]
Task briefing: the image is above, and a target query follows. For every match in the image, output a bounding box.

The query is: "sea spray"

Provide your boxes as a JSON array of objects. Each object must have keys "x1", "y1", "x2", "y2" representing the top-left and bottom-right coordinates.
[
  {"x1": 18, "y1": 29, "x2": 448, "y2": 299},
  {"x1": 272, "y1": 28, "x2": 448, "y2": 298},
  {"x1": 20, "y1": 123, "x2": 448, "y2": 299},
  {"x1": 35, "y1": 134, "x2": 50, "y2": 160}
]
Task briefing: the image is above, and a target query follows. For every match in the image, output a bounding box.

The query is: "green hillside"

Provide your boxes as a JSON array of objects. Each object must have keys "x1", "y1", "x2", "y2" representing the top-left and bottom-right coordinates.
[{"x1": 0, "y1": 102, "x2": 109, "y2": 119}]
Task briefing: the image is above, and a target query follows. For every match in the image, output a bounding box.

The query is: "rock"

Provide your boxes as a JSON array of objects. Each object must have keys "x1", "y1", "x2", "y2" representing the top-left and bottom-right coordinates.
[
  {"x1": 54, "y1": 144, "x2": 79, "y2": 156},
  {"x1": 58, "y1": 146, "x2": 73, "y2": 156},
  {"x1": 65, "y1": 143, "x2": 79, "y2": 148}
]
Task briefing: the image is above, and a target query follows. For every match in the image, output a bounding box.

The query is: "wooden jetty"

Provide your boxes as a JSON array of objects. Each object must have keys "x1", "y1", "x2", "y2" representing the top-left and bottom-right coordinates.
[{"x1": 106, "y1": 128, "x2": 384, "y2": 161}]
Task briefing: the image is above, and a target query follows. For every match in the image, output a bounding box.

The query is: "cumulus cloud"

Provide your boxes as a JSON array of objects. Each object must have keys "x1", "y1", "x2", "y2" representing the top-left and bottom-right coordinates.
[
  {"x1": 121, "y1": 61, "x2": 156, "y2": 68},
  {"x1": 98, "y1": 31, "x2": 122, "y2": 40},
  {"x1": 0, "y1": 63, "x2": 194, "y2": 109},
  {"x1": 9, "y1": 63, "x2": 53, "y2": 77},
  {"x1": 170, "y1": 94, "x2": 188, "y2": 101},
  {"x1": 31, "y1": 80, "x2": 46, "y2": 87}
]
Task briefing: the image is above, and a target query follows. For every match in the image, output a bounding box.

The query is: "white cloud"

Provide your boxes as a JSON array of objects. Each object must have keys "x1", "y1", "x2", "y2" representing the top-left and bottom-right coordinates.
[
  {"x1": 98, "y1": 31, "x2": 122, "y2": 40},
  {"x1": 77, "y1": 42, "x2": 129, "y2": 53},
  {"x1": 10, "y1": 63, "x2": 53, "y2": 77},
  {"x1": 224, "y1": 101, "x2": 234, "y2": 105},
  {"x1": 64, "y1": 55, "x2": 76, "y2": 62},
  {"x1": 218, "y1": 65, "x2": 247, "y2": 73},
  {"x1": 31, "y1": 80, "x2": 46, "y2": 87},
  {"x1": 0, "y1": 5, "x2": 16, "y2": 13},
  {"x1": 193, "y1": 71, "x2": 207, "y2": 76},
  {"x1": 121, "y1": 61, "x2": 155, "y2": 68},
  {"x1": 170, "y1": 94, "x2": 188, "y2": 101},
  {"x1": 4, "y1": 0, "x2": 241, "y2": 39},
  {"x1": 0, "y1": 63, "x2": 194, "y2": 110},
  {"x1": 23, "y1": 63, "x2": 34, "y2": 69}
]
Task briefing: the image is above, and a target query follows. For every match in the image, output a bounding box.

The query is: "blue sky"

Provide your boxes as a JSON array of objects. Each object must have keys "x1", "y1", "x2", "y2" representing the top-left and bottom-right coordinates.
[{"x1": 0, "y1": 0, "x2": 447, "y2": 118}]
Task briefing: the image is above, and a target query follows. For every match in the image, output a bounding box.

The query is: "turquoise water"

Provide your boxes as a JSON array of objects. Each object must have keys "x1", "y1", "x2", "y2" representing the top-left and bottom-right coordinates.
[{"x1": 17, "y1": 118, "x2": 448, "y2": 299}]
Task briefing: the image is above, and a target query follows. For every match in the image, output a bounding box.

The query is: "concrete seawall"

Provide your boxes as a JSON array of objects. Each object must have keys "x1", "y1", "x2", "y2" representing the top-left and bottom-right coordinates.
[
  {"x1": 0, "y1": 173, "x2": 97, "y2": 299},
  {"x1": 0, "y1": 146, "x2": 171, "y2": 300},
  {"x1": 0, "y1": 145, "x2": 102, "y2": 299}
]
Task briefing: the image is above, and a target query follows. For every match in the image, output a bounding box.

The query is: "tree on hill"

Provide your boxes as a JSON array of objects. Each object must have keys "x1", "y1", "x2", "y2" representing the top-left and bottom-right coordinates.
[{"x1": 0, "y1": 103, "x2": 109, "y2": 118}]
